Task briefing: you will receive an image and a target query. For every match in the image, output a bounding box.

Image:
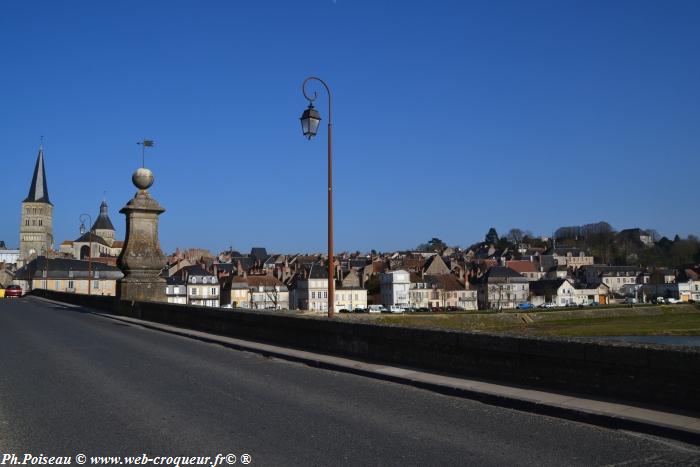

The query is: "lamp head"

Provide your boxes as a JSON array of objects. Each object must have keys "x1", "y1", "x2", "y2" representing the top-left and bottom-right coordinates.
[{"x1": 300, "y1": 103, "x2": 321, "y2": 140}]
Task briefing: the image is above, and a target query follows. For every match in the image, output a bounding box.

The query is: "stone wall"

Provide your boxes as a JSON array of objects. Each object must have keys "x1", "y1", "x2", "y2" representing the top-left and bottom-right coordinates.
[{"x1": 32, "y1": 289, "x2": 700, "y2": 412}]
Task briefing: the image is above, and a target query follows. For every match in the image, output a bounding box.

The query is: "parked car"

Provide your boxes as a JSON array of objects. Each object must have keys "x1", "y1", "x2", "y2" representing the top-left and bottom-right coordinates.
[
  {"x1": 538, "y1": 302, "x2": 555, "y2": 309},
  {"x1": 388, "y1": 305, "x2": 405, "y2": 313},
  {"x1": 516, "y1": 302, "x2": 534, "y2": 310},
  {"x1": 666, "y1": 298, "x2": 680, "y2": 304},
  {"x1": 338, "y1": 308, "x2": 351, "y2": 313},
  {"x1": 5, "y1": 285, "x2": 23, "y2": 298},
  {"x1": 588, "y1": 301, "x2": 600, "y2": 307},
  {"x1": 368, "y1": 305, "x2": 386, "y2": 314},
  {"x1": 655, "y1": 297, "x2": 666, "y2": 304},
  {"x1": 353, "y1": 307, "x2": 367, "y2": 313}
]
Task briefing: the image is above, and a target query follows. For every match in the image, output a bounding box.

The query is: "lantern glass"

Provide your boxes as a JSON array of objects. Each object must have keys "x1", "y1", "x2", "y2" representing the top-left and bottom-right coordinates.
[{"x1": 300, "y1": 104, "x2": 321, "y2": 139}]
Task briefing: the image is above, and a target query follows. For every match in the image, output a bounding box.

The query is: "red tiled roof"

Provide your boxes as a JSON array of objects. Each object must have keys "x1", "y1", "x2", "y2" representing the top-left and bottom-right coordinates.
[{"x1": 504, "y1": 260, "x2": 537, "y2": 274}]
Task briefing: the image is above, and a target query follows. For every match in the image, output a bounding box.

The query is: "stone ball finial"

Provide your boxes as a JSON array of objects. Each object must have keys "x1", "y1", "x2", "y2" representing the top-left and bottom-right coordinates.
[{"x1": 132, "y1": 168, "x2": 154, "y2": 190}]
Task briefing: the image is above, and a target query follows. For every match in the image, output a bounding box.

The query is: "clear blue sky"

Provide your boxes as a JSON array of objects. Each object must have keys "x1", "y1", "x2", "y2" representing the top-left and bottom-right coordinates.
[{"x1": 1, "y1": 0, "x2": 698, "y2": 254}]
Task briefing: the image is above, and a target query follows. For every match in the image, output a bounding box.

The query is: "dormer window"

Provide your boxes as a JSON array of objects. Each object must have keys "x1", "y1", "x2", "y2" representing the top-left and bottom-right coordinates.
[{"x1": 191, "y1": 277, "x2": 197, "y2": 284}]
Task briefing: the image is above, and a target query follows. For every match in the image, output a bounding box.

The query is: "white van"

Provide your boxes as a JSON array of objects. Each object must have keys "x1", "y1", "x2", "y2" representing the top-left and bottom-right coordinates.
[
  {"x1": 388, "y1": 305, "x2": 405, "y2": 313},
  {"x1": 368, "y1": 305, "x2": 385, "y2": 313}
]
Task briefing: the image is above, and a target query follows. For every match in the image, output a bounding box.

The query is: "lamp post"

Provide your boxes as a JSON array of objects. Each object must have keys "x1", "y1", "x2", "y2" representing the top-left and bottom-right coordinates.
[
  {"x1": 41, "y1": 245, "x2": 47, "y2": 290},
  {"x1": 80, "y1": 213, "x2": 93, "y2": 296},
  {"x1": 300, "y1": 76, "x2": 335, "y2": 318}
]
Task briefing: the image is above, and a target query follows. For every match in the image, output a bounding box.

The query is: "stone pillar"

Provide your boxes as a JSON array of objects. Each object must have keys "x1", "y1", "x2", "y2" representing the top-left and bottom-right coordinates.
[{"x1": 117, "y1": 168, "x2": 167, "y2": 302}]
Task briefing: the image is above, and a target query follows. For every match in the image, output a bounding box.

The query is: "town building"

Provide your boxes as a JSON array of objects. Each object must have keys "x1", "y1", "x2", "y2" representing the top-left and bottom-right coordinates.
[
  {"x1": 223, "y1": 275, "x2": 289, "y2": 310},
  {"x1": 529, "y1": 278, "x2": 576, "y2": 307},
  {"x1": 165, "y1": 274, "x2": 188, "y2": 304},
  {"x1": 504, "y1": 259, "x2": 546, "y2": 281},
  {"x1": 289, "y1": 264, "x2": 329, "y2": 311},
  {"x1": 179, "y1": 265, "x2": 220, "y2": 307},
  {"x1": 540, "y1": 248, "x2": 594, "y2": 271},
  {"x1": 61, "y1": 200, "x2": 123, "y2": 259},
  {"x1": 19, "y1": 146, "x2": 53, "y2": 264},
  {"x1": 335, "y1": 269, "x2": 367, "y2": 311},
  {"x1": 581, "y1": 265, "x2": 644, "y2": 294},
  {"x1": 380, "y1": 270, "x2": 410, "y2": 307},
  {"x1": 13, "y1": 257, "x2": 123, "y2": 295},
  {"x1": 473, "y1": 266, "x2": 529, "y2": 310},
  {"x1": 0, "y1": 241, "x2": 20, "y2": 265}
]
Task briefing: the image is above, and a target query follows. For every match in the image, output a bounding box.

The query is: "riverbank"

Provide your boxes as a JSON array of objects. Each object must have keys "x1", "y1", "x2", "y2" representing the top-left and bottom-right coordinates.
[{"x1": 338, "y1": 304, "x2": 700, "y2": 337}]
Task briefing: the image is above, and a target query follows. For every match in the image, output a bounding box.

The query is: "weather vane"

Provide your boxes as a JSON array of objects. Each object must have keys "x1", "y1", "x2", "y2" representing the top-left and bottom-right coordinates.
[{"x1": 136, "y1": 139, "x2": 154, "y2": 168}]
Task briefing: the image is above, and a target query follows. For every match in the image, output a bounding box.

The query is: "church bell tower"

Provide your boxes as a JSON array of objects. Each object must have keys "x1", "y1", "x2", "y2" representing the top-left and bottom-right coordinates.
[{"x1": 19, "y1": 145, "x2": 53, "y2": 263}]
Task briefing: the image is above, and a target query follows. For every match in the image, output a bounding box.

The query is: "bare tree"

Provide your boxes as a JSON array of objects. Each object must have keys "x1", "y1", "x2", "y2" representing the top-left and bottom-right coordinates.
[{"x1": 506, "y1": 228, "x2": 525, "y2": 243}]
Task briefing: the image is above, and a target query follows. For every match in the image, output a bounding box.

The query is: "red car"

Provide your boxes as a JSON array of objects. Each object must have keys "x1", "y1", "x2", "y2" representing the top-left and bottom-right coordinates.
[{"x1": 5, "y1": 285, "x2": 23, "y2": 298}]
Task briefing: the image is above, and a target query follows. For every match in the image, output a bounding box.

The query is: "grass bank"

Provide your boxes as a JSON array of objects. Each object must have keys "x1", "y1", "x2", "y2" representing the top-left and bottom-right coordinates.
[{"x1": 340, "y1": 304, "x2": 700, "y2": 337}]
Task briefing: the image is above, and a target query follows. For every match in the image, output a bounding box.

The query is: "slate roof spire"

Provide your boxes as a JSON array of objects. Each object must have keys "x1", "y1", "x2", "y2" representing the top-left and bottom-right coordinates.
[
  {"x1": 91, "y1": 199, "x2": 116, "y2": 231},
  {"x1": 24, "y1": 145, "x2": 51, "y2": 204}
]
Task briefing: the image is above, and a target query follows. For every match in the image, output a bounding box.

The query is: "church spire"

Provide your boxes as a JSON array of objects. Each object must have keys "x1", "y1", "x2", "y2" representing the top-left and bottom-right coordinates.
[{"x1": 24, "y1": 145, "x2": 51, "y2": 204}]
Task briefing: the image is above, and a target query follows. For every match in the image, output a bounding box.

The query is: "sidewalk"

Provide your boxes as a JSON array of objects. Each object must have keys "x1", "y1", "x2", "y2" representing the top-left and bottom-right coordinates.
[{"x1": 35, "y1": 296, "x2": 700, "y2": 445}]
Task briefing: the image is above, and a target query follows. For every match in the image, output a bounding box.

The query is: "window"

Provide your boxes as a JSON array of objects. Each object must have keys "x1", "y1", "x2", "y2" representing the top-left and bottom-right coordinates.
[
  {"x1": 68, "y1": 280, "x2": 74, "y2": 289},
  {"x1": 324, "y1": 292, "x2": 328, "y2": 298},
  {"x1": 25, "y1": 219, "x2": 29, "y2": 226},
  {"x1": 311, "y1": 292, "x2": 315, "y2": 299},
  {"x1": 173, "y1": 286, "x2": 179, "y2": 294},
  {"x1": 38, "y1": 219, "x2": 42, "y2": 226},
  {"x1": 93, "y1": 280, "x2": 99, "y2": 289},
  {"x1": 191, "y1": 288, "x2": 198, "y2": 295},
  {"x1": 211, "y1": 287, "x2": 217, "y2": 295},
  {"x1": 55, "y1": 281, "x2": 60, "y2": 289},
  {"x1": 191, "y1": 277, "x2": 197, "y2": 284}
]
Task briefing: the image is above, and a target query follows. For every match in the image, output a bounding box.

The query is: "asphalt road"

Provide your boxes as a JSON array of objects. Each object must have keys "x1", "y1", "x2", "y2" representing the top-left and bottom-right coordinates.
[{"x1": 1, "y1": 297, "x2": 699, "y2": 467}]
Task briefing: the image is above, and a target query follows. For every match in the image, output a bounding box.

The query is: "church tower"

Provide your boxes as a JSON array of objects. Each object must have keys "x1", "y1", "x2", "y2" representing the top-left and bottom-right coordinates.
[
  {"x1": 91, "y1": 200, "x2": 116, "y2": 246},
  {"x1": 19, "y1": 146, "x2": 53, "y2": 262}
]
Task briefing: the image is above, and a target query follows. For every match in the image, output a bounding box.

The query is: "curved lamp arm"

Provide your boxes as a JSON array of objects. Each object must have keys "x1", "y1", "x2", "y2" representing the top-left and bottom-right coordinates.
[{"x1": 302, "y1": 76, "x2": 332, "y2": 124}]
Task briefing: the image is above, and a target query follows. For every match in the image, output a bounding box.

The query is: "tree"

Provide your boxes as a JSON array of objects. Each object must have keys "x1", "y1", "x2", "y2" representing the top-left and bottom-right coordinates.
[
  {"x1": 505, "y1": 228, "x2": 524, "y2": 243},
  {"x1": 428, "y1": 237, "x2": 447, "y2": 252},
  {"x1": 646, "y1": 229, "x2": 662, "y2": 242},
  {"x1": 485, "y1": 228, "x2": 499, "y2": 245}
]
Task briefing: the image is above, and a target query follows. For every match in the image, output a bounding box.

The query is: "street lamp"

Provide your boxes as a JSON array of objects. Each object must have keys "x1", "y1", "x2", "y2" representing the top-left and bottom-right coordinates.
[
  {"x1": 79, "y1": 213, "x2": 93, "y2": 296},
  {"x1": 300, "y1": 76, "x2": 335, "y2": 318}
]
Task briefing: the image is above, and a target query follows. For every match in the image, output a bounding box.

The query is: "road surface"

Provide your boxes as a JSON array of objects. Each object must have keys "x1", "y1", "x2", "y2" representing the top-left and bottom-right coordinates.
[{"x1": 1, "y1": 297, "x2": 698, "y2": 466}]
